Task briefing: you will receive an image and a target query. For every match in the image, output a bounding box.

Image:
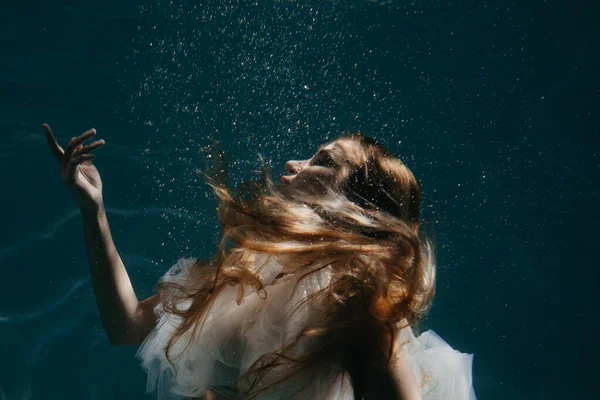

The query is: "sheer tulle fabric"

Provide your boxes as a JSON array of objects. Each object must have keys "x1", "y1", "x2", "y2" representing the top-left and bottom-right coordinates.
[{"x1": 136, "y1": 256, "x2": 476, "y2": 400}]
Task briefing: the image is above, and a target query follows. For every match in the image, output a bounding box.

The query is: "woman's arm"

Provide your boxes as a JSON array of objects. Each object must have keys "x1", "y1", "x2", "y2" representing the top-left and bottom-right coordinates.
[
  {"x1": 81, "y1": 205, "x2": 160, "y2": 345},
  {"x1": 357, "y1": 321, "x2": 422, "y2": 400},
  {"x1": 43, "y1": 124, "x2": 159, "y2": 346},
  {"x1": 387, "y1": 335, "x2": 422, "y2": 400}
]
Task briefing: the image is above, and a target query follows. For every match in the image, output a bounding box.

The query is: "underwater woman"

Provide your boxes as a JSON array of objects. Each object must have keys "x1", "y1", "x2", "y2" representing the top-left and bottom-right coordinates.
[{"x1": 43, "y1": 123, "x2": 476, "y2": 399}]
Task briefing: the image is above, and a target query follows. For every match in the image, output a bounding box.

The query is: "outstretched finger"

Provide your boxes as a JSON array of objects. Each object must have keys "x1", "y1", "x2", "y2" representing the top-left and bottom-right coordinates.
[
  {"x1": 67, "y1": 154, "x2": 96, "y2": 177},
  {"x1": 42, "y1": 123, "x2": 65, "y2": 162},
  {"x1": 66, "y1": 128, "x2": 96, "y2": 156},
  {"x1": 73, "y1": 139, "x2": 105, "y2": 156}
]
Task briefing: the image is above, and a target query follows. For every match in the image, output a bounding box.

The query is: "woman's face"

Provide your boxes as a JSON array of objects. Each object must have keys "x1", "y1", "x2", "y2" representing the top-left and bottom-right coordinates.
[{"x1": 278, "y1": 139, "x2": 357, "y2": 197}]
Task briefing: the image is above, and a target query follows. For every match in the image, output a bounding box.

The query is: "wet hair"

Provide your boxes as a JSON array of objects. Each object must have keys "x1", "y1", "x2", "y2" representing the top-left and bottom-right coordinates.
[{"x1": 157, "y1": 132, "x2": 435, "y2": 398}]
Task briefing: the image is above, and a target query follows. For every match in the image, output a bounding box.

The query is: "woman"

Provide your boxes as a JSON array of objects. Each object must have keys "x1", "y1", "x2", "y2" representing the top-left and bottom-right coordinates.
[{"x1": 43, "y1": 124, "x2": 475, "y2": 400}]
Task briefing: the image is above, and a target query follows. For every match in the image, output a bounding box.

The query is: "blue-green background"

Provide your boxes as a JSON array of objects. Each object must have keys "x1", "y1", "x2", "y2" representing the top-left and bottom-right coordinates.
[{"x1": 1, "y1": 0, "x2": 598, "y2": 399}]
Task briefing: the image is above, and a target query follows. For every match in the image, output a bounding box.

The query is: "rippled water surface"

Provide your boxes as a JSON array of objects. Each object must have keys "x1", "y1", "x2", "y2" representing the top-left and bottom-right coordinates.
[{"x1": 1, "y1": 1, "x2": 598, "y2": 399}]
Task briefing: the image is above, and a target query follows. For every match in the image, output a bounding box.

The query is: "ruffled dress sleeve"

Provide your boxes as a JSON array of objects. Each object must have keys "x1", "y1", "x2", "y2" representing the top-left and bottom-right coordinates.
[
  {"x1": 397, "y1": 326, "x2": 477, "y2": 400},
  {"x1": 136, "y1": 255, "x2": 350, "y2": 400},
  {"x1": 136, "y1": 256, "x2": 476, "y2": 400}
]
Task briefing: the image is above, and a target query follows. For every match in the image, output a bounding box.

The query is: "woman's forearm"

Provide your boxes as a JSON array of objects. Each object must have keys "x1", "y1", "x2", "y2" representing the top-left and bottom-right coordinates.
[{"x1": 80, "y1": 202, "x2": 139, "y2": 344}]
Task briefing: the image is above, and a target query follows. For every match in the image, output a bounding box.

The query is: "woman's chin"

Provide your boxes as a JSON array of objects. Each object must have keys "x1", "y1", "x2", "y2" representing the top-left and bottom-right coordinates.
[{"x1": 276, "y1": 178, "x2": 290, "y2": 194}]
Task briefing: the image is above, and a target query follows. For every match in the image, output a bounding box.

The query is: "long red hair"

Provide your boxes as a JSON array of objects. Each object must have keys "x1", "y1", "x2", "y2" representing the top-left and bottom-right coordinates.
[{"x1": 157, "y1": 132, "x2": 435, "y2": 398}]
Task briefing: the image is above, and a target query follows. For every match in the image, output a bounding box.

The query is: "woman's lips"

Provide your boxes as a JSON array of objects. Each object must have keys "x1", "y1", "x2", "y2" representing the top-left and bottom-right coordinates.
[{"x1": 279, "y1": 175, "x2": 295, "y2": 185}]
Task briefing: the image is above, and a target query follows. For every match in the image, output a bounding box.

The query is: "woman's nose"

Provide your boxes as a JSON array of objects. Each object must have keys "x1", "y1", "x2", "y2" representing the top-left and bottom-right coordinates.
[{"x1": 285, "y1": 160, "x2": 303, "y2": 174}]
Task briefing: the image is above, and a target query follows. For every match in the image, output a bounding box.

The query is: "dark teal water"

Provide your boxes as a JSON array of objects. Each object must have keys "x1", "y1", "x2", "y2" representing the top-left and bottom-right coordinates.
[{"x1": 1, "y1": 1, "x2": 598, "y2": 399}]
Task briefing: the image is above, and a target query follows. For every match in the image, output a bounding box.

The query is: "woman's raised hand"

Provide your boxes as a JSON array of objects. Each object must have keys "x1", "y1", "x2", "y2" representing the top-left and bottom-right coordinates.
[{"x1": 43, "y1": 123, "x2": 106, "y2": 211}]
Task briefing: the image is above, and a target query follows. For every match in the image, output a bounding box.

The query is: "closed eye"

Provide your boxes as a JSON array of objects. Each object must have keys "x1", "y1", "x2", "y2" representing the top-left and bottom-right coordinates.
[{"x1": 310, "y1": 150, "x2": 336, "y2": 168}]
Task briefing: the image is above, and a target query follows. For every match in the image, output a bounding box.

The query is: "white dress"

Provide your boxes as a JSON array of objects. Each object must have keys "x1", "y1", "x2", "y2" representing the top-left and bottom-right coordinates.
[{"x1": 136, "y1": 255, "x2": 477, "y2": 400}]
